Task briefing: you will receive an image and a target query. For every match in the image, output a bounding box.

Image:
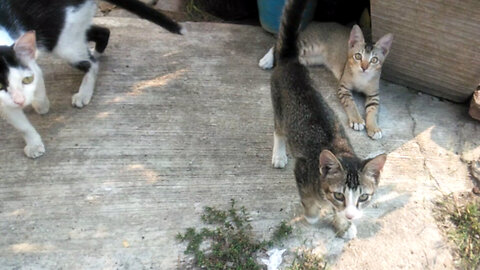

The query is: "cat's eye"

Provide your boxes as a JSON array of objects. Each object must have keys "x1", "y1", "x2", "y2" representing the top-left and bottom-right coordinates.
[
  {"x1": 370, "y1": 57, "x2": 379, "y2": 64},
  {"x1": 333, "y1": 192, "x2": 345, "y2": 201},
  {"x1": 354, "y1": 53, "x2": 362, "y2": 60},
  {"x1": 358, "y1": 194, "x2": 369, "y2": 202},
  {"x1": 22, "y1": 75, "x2": 34, "y2": 85}
]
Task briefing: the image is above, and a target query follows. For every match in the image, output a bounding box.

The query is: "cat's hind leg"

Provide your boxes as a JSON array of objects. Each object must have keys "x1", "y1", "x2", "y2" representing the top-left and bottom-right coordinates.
[
  {"x1": 0, "y1": 105, "x2": 45, "y2": 158},
  {"x1": 54, "y1": 1, "x2": 98, "y2": 108},
  {"x1": 87, "y1": 25, "x2": 110, "y2": 59},
  {"x1": 70, "y1": 56, "x2": 99, "y2": 108},
  {"x1": 55, "y1": 42, "x2": 98, "y2": 108}
]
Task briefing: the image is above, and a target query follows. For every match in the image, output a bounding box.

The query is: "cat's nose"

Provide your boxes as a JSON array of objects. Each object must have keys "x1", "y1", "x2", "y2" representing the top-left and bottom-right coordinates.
[
  {"x1": 11, "y1": 91, "x2": 25, "y2": 106},
  {"x1": 345, "y1": 213, "x2": 355, "y2": 220},
  {"x1": 361, "y1": 63, "x2": 369, "y2": 71}
]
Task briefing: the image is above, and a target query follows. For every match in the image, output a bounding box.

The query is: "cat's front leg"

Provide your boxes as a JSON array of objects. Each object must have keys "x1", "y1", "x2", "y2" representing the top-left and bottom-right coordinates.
[
  {"x1": 365, "y1": 91, "x2": 382, "y2": 140},
  {"x1": 272, "y1": 131, "x2": 288, "y2": 168},
  {"x1": 32, "y1": 70, "x2": 50, "y2": 115},
  {"x1": 337, "y1": 82, "x2": 365, "y2": 131},
  {"x1": 333, "y1": 211, "x2": 357, "y2": 239},
  {"x1": 1, "y1": 106, "x2": 45, "y2": 158}
]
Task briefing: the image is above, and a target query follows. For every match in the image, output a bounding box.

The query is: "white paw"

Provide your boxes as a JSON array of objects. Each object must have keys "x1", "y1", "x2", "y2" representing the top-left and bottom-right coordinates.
[
  {"x1": 259, "y1": 49, "x2": 274, "y2": 70},
  {"x1": 370, "y1": 130, "x2": 382, "y2": 140},
  {"x1": 272, "y1": 154, "x2": 288, "y2": 168},
  {"x1": 350, "y1": 121, "x2": 365, "y2": 131},
  {"x1": 33, "y1": 99, "x2": 50, "y2": 115},
  {"x1": 72, "y1": 93, "x2": 91, "y2": 108},
  {"x1": 24, "y1": 142, "x2": 45, "y2": 159},
  {"x1": 341, "y1": 224, "x2": 357, "y2": 240},
  {"x1": 92, "y1": 50, "x2": 102, "y2": 60},
  {"x1": 179, "y1": 25, "x2": 187, "y2": 35},
  {"x1": 304, "y1": 215, "x2": 319, "y2": 224}
]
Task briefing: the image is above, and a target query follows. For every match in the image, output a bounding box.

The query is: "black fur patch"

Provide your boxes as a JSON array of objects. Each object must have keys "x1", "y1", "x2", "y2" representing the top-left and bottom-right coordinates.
[
  {"x1": 0, "y1": 46, "x2": 23, "y2": 89},
  {"x1": 341, "y1": 157, "x2": 362, "y2": 190},
  {"x1": 364, "y1": 43, "x2": 374, "y2": 53},
  {"x1": 0, "y1": 0, "x2": 86, "y2": 51},
  {"x1": 87, "y1": 25, "x2": 110, "y2": 53},
  {"x1": 72, "y1": 60, "x2": 91, "y2": 73}
]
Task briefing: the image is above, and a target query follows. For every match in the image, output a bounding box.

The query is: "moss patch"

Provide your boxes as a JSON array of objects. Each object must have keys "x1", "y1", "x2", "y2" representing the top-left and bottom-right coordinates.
[{"x1": 434, "y1": 193, "x2": 480, "y2": 269}]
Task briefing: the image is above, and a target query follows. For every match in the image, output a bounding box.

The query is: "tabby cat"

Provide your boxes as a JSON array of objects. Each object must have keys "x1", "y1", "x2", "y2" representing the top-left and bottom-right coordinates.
[
  {"x1": 270, "y1": 0, "x2": 387, "y2": 238},
  {"x1": 0, "y1": 0, "x2": 183, "y2": 158},
  {"x1": 261, "y1": 22, "x2": 393, "y2": 140}
]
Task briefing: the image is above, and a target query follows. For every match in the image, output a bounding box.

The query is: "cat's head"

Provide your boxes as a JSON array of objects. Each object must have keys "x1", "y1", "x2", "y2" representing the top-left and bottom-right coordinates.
[
  {"x1": 0, "y1": 31, "x2": 39, "y2": 108},
  {"x1": 319, "y1": 150, "x2": 387, "y2": 220},
  {"x1": 347, "y1": 25, "x2": 393, "y2": 74}
]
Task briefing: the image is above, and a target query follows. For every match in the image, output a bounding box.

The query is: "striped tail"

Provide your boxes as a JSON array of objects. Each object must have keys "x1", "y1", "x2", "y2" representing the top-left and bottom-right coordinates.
[
  {"x1": 275, "y1": 0, "x2": 309, "y2": 63},
  {"x1": 104, "y1": 0, "x2": 184, "y2": 34}
]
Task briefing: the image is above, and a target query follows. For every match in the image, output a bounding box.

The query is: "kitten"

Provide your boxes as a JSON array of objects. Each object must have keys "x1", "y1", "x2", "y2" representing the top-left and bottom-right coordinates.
[
  {"x1": 270, "y1": 0, "x2": 387, "y2": 239},
  {"x1": 0, "y1": 0, "x2": 183, "y2": 158},
  {"x1": 261, "y1": 22, "x2": 393, "y2": 140}
]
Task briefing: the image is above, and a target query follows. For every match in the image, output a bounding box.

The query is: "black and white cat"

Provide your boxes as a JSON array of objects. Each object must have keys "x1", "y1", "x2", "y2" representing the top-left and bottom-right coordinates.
[{"x1": 0, "y1": 0, "x2": 183, "y2": 158}]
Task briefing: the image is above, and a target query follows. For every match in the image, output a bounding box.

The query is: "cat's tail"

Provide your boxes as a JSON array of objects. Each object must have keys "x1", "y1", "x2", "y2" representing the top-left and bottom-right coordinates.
[
  {"x1": 275, "y1": 0, "x2": 308, "y2": 63},
  {"x1": 104, "y1": 0, "x2": 184, "y2": 34}
]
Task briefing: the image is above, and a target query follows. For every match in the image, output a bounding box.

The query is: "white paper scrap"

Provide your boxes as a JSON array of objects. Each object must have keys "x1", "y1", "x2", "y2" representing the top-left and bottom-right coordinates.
[{"x1": 260, "y1": 248, "x2": 286, "y2": 270}]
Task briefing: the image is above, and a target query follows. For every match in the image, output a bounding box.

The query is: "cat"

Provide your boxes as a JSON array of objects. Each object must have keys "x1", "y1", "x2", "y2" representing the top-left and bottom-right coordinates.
[
  {"x1": 270, "y1": 0, "x2": 387, "y2": 239},
  {"x1": 0, "y1": 0, "x2": 183, "y2": 158},
  {"x1": 261, "y1": 22, "x2": 393, "y2": 140}
]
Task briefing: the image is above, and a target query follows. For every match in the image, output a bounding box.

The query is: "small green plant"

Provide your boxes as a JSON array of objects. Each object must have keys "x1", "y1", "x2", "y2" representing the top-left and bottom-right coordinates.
[
  {"x1": 287, "y1": 249, "x2": 327, "y2": 270},
  {"x1": 177, "y1": 199, "x2": 291, "y2": 269},
  {"x1": 271, "y1": 221, "x2": 293, "y2": 243},
  {"x1": 435, "y1": 194, "x2": 480, "y2": 269}
]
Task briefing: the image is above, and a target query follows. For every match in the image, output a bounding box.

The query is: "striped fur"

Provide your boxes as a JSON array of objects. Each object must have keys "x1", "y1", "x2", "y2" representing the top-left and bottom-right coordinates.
[
  {"x1": 260, "y1": 22, "x2": 393, "y2": 140},
  {"x1": 270, "y1": 0, "x2": 387, "y2": 239}
]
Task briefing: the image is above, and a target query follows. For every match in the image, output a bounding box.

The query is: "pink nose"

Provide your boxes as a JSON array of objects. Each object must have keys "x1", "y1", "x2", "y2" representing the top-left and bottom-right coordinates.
[
  {"x1": 345, "y1": 213, "x2": 355, "y2": 220},
  {"x1": 11, "y1": 91, "x2": 25, "y2": 106}
]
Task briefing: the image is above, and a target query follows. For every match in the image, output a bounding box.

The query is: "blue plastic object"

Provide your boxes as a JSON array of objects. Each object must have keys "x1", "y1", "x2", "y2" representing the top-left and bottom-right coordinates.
[{"x1": 257, "y1": 0, "x2": 318, "y2": 34}]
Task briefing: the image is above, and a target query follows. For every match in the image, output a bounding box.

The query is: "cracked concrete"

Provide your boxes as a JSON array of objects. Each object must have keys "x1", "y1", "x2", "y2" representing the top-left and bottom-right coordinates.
[{"x1": 0, "y1": 18, "x2": 479, "y2": 269}]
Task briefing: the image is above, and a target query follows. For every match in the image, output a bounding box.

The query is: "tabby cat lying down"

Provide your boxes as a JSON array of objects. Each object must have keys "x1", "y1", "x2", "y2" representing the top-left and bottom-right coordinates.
[{"x1": 261, "y1": 21, "x2": 393, "y2": 140}]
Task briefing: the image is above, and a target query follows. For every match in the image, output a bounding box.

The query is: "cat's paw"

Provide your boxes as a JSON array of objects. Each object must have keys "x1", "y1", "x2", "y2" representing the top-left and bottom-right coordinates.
[
  {"x1": 72, "y1": 93, "x2": 91, "y2": 108},
  {"x1": 367, "y1": 128, "x2": 383, "y2": 140},
  {"x1": 272, "y1": 153, "x2": 288, "y2": 168},
  {"x1": 24, "y1": 142, "x2": 45, "y2": 159},
  {"x1": 33, "y1": 99, "x2": 50, "y2": 115},
  {"x1": 259, "y1": 48, "x2": 274, "y2": 70},
  {"x1": 304, "y1": 215, "x2": 319, "y2": 224},
  {"x1": 349, "y1": 120, "x2": 365, "y2": 131},
  {"x1": 341, "y1": 223, "x2": 357, "y2": 240}
]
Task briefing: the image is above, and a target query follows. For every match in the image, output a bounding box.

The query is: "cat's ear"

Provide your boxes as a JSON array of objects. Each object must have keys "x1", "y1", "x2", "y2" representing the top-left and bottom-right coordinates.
[
  {"x1": 13, "y1": 31, "x2": 37, "y2": 61},
  {"x1": 362, "y1": 154, "x2": 387, "y2": 184},
  {"x1": 319, "y1": 150, "x2": 343, "y2": 177},
  {"x1": 375, "y1": 33, "x2": 393, "y2": 55},
  {"x1": 348, "y1": 25, "x2": 365, "y2": 48}
]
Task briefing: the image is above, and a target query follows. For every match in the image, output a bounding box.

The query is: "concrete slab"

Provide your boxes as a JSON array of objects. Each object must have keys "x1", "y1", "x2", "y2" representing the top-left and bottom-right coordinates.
[{"x1": 0, "y1": 18, "x2": 478, "y2": 269}]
